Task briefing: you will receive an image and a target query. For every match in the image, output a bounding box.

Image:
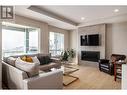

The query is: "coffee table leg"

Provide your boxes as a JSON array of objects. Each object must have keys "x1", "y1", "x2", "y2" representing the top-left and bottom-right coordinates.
[{"x1": 63, "y1": 74, "x2": 79, "y2": 86}]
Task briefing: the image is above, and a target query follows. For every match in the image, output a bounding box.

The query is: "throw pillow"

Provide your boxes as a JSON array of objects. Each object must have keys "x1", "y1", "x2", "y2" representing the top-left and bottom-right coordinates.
[
  {"x1": 37, "y1": 56, "x2": 46, "y2": 65},
  {"x1": 37, "y1": 56, "x2": 51, "y2": 65},
  {"x1": 45, "y1": 56, "x2": 52, "y2": 64},
  {"x1": 21, "y1": 56, "x2": 27, "y2": 61},
  {"x1": 31, "y1": 56, "x2": 40, "y2": 65},
  {"x1": 6, "y1": 57, "x2": 17, "y2": 66},
  {"x1": 21, "y1": 56, "x2": 33, "y2": 63},
  {"x1": 26, "y1": 56, "x2": 33, "y2": 63},
  {"x1": 15, "y1": 57, "x2": 39, "y2": 77}
]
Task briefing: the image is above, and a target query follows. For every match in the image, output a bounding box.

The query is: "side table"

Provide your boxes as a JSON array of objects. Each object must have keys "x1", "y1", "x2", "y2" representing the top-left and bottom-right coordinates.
[{"x1": 114, "y1": 61, "x2": 126, "y2": 81}]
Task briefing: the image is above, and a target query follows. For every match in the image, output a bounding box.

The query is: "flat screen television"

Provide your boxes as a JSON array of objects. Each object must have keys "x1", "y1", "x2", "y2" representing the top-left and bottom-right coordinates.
[{"x1": 80, "y1": 34, "x2": 100, "y2": 46}]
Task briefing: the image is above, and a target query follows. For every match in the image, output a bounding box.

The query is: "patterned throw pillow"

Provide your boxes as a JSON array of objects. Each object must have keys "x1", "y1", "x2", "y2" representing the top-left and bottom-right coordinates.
[
  {"x1": 26, "y1": 57, "x2": 33, "y2": 63},
  {"x1": 21, "y1": 56, "x2": 33, "y2": 63}
]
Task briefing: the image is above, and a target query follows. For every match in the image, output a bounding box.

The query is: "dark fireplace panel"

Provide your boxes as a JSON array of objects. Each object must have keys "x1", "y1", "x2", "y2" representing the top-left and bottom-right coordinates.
[{"x1": 81, "y1": 51, "x2": 100, "y2": 62}]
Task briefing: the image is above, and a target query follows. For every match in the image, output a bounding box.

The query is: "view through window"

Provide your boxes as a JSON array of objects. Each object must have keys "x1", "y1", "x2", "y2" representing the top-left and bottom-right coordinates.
[
  {"x1": 49, "y1": 32, "x2": 64, "y2": 56},
  {"x1": 2, "y1": 22, "x2": 40, "y2": 57}
]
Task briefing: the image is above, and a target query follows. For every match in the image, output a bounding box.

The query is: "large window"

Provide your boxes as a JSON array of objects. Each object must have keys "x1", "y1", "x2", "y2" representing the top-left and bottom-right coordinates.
[
  {"x1": 49, "y1": 32, "x2": 64, "y2": 56},
  {"x1": 2, "y1": 22, "x2": 40, "y2": 57}
]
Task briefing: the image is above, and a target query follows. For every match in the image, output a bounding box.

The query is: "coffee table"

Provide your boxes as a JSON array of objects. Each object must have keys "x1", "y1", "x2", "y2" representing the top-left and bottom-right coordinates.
[
  {"x1": 63, "y1": 64, "x2": 79, "y2": 86},
  {"x1": 48, "y1": 63, "x2": 79, "y2": 86}
]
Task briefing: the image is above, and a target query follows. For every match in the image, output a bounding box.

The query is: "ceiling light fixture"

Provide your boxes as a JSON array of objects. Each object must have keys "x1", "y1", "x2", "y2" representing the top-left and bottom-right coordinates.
[
  {"x1": 81, "y1": 17, "x2": 85, "y2": 20},
  {"x1": 114, "y1": 9, "x2": 119, "y2": 13}
]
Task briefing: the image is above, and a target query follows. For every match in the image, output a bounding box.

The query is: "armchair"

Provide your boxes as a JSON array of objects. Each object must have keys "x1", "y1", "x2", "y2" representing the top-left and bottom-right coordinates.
[
  {"x1": 99, "y1": 59, "x2": 114, "y2": 75},
  {"x1": 99, "y1": 54, "x2": 126, "y2": 75}
]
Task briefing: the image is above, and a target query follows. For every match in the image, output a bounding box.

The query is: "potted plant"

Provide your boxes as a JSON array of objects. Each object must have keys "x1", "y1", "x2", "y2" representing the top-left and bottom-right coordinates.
[
  {"x1": 61, "y1": 49, "x2": 75, "y2": 63},
  {"x1": 61, "y1": 50, "x2": 69, "y2": 61},
  {"x1": 68, "y1": 49, "x2": 75, "y2": 62}
]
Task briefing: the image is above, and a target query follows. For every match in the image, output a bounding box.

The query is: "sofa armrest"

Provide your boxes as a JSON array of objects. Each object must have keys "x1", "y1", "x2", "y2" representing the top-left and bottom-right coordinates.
[
  {"x1": 2, "y1": 61, "x2": 28, "y2": 89},
  {"x1": 51, "y1": 58, "x2": 61, "y2": 64},
  {"x1": 99, "y1": 59, "x2": 109, "y2": 64},
  {"x1": 23, "y1": 69, "x2": 63, "y2": 89}
]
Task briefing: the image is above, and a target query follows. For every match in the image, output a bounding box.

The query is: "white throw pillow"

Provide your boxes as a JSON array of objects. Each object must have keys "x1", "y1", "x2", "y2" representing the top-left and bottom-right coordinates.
[
  {"x1": 15, "y1": 57, "x2": 39, "y2": 77},
  {"x1": 7, "y1": 57, "x2": 17, "y2": 66},
  {"x1": 31, "y1": 56, "x2": 40, "y2": 65}
]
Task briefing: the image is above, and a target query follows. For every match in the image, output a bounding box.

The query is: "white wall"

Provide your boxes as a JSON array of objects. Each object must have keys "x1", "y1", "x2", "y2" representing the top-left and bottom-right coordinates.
[
  {"x1": 69, "y1": 29, "x2": 78, "y2": 64},
  {"x1": 0, "y1": 22, "x2": 2, "y2": 89},
  {"x1": 106, "y1": 22, "x2": 127, "y2": 59}
]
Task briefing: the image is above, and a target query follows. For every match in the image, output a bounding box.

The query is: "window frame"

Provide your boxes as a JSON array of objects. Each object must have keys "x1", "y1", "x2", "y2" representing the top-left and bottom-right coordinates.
[
  {"x1": 49, "y1": 31, "x2": 64, "y2": 57},
  {"x1": 2, "y1": 23, "x2": 40, "y2": 57}
]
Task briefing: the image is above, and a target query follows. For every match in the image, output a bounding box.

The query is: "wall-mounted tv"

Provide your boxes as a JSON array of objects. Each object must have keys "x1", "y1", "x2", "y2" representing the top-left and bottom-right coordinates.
[{"x1": 80, "y1": 34, "x2": 100, "y2": 46}]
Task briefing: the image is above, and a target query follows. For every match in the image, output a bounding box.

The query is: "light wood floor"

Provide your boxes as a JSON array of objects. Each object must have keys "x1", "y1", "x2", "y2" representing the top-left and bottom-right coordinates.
[{"x1": 64, "y1": 65, "x2": 121, "y2": 89}]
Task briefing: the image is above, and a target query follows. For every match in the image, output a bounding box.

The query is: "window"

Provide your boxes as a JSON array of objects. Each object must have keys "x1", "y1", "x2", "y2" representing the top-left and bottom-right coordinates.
[
  {"x1": 2, "y1": 22, "x2": 40, "y2": 57},
  {"x1": 49, "y1": 32, "x2": 64, "y2": 56}
]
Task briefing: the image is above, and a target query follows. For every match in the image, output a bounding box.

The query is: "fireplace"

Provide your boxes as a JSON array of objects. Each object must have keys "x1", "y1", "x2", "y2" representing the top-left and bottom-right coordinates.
[{"x1": 81, "y1": 51, "x2": 100, "y2": 62}]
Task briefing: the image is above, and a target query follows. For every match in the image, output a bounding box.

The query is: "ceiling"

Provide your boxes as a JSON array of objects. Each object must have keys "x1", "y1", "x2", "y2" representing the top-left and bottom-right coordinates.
[{"x1": 15, "y1": 5, "x2": 127, "y2": 30}]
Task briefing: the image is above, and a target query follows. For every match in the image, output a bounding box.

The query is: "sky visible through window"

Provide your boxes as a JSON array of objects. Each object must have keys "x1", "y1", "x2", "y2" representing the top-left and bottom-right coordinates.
[
  {"x1": 49, "y1": 32, "x2": 64, "y2": 56},
  {"x1": 2, "y1": 29, "x2": 25, "y2": 50},
  {"x1": 2, "y1": 23, "x2": 39, "y2": 57}
]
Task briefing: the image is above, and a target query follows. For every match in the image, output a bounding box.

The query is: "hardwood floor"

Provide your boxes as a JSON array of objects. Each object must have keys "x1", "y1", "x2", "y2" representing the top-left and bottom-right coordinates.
[{"x1": 64, "y1": 65, "x2": 121, "y2": 89}]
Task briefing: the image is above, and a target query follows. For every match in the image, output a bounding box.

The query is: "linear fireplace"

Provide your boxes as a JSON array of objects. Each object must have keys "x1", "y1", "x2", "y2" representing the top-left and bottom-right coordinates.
[{"x1": 81, "y1": 51, "x2": 100, "y2": 62}]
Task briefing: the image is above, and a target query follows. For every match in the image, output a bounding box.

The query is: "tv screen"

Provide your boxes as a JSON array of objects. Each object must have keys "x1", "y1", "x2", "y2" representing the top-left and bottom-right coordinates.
[
  {"x1": 88, "y1": 34, "x2": 99, "y2": 46},
  {"x1": 80, "y1": 34, "x2": 100, "y2": 46}
]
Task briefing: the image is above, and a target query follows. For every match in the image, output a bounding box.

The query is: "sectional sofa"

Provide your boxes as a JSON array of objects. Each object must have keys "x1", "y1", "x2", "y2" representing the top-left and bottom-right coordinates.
[{"x1": 2, "y1": 53, "x2": 63, "y2": 89}]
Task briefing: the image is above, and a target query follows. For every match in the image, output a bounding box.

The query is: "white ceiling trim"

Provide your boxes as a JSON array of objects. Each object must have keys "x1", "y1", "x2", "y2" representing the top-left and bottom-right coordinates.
[
  {"x1": 78, "y1": 13, "x2": 127, "y2": 27},
  {"x1": 28, "y1": 6, "x2": 78, "y2": 26},
  {"x1": 15, "y1": 6, "x2": 127, "y2": 30}
]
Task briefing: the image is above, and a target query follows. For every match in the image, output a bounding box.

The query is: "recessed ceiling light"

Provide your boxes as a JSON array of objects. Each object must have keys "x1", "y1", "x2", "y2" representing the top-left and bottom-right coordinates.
[
  {"x1": 81, "y1": 17, "x2": 85, "y2": 20},
  {"x1": 114, "y1": 9, "x2": 119, "y2": 13}
]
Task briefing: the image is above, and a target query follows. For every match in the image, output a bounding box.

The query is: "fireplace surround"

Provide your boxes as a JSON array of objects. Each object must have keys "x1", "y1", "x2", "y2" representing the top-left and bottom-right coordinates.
[{"x1": 81, "y1": 51, "x2": 100, "y2": 62}]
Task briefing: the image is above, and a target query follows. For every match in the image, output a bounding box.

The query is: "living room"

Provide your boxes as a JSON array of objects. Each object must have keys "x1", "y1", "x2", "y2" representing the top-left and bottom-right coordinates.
[{"x1": 0, "y1": 5, "x2": 127, "y2": 90}]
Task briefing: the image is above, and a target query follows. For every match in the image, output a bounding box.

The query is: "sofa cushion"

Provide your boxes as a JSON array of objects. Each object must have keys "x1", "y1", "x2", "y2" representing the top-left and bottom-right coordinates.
[
  {"x1": 45, "y1": 56, "x2": 52, "y2": 64},
  {"x1": 37, "y1": 56, "x2": 45, "y2": 65},
  {"x1": 39, "y1": 62, "x2": 61, "y2": 71},
  {"x1": 21, "y1": 56, "x2": 33, "y2": 63},
  {"x1": 3, "y1": 57, "x2": 8, "y2": 63},
  {"x1": 26, "y1": 56, "x2": 33, "y2": 63},
  {"x1": 31, "y1": 56, "x2": 40, "y2": 65},
  {"x1": 21, "y1": 56, "x2": 27, "y2": 61},
  {"x1": 37, "y1": 55, "x2": 51, "y2": 65},
  {"x1": 15, "y1": 57, "x2": 39, "y2": 77},
  {"x1": 6, "y1": 57, "x2": 17, "y2": 66}
]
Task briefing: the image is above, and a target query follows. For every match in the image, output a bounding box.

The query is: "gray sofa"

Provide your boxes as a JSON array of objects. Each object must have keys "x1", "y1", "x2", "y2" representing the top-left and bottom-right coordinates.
[{"x1": 2, "y1": 53, "x2": 63, "y2": 89}]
